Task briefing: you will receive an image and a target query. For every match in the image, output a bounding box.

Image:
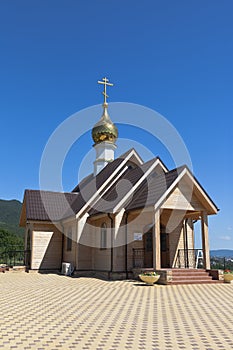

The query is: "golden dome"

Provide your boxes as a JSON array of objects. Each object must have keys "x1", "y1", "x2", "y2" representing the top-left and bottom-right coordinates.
[{"x1": 92, "y1": 103, "x2": 118, "y2": 144}]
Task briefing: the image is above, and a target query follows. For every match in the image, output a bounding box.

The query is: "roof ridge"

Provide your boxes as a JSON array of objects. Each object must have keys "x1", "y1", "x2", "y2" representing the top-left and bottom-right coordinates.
[
  {"x1": 145, "y1": 165, "x2": 186, "y2": 184},
  {"x1": 167, "y1": 165, "x2": 186, "y2": 174},
  {"x1": 141, "y1": 157, "x2": 158, "y2": 166},
  {"x1": 117, "y1": 148, "x2": 144, "y2": 164},
  {"x1": 117, "y1": 148, "x2": 136, "y2": 159}
]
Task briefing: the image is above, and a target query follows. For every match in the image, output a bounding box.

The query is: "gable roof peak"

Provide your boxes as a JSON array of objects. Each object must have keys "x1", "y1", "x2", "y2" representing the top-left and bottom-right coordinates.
[{"x1": 118, "y1": 148, "x2": 144, "y2": 165}]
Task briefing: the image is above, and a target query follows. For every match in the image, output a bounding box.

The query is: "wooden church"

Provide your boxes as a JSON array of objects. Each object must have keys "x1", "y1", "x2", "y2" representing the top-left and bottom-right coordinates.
[{"x1": 20, "y1": 78, "x2": 221, "y2": 284}]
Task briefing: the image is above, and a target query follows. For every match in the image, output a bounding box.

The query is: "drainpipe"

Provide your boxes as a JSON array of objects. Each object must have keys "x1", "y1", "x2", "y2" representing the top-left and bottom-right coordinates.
[
  {"x1": 125, "y1": 212, "x2": 129, "y2": 279},
  {"x1": 108, "y1": 213, "x2": 114, "y2": 277},
  {"x1": 61, "y1": 222, "x2": 65, "y2": 267}
]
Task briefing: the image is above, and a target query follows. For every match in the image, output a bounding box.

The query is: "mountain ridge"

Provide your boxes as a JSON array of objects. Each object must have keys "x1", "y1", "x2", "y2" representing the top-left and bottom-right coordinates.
[
  {"x1": 210, "y1": 249, "x2": 233, "y2": 258},
  {"x1": 0, "y1": 199, "x2": 24, "y2": 237}
]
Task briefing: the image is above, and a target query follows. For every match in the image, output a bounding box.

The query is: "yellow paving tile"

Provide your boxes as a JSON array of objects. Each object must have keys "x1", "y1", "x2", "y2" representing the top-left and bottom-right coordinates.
[{"x1": 0, "y1": 273, "x2": 232, "y2": 349}]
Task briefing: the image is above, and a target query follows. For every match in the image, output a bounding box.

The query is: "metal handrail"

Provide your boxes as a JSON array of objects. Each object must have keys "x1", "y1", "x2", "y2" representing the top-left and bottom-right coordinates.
[
  {"x1": 176, "y1": 249, "x2": 203, "y2": 268},
  {"x1": 133, "y1": 248, "x2": 145, "y2": 268},
  {"x1": 0, "y1": 250, "x2": 31, "y2": 267}
]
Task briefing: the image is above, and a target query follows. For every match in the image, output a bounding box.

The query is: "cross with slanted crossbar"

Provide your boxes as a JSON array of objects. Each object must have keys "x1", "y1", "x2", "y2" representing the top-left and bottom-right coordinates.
[{"x1": 98, "y1": 77, "x2": 113, "y2": 104}]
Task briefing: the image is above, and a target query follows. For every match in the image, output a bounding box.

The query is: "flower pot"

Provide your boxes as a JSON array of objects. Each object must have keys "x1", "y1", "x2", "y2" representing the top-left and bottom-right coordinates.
[
  {"x1": 224, "y1": 274, "x2": 233, "y2": 283},
  {"x1": 139, "y1": 274, "x2": 160, "y2": 285}
]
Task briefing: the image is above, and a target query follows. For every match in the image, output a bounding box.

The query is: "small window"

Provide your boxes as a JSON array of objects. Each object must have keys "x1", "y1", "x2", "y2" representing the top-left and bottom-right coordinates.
[
  {"x1": 100, "y1": 223, "x2": 107, "y2": 250},
  {"x1": 67, "y1": 229, "x2": 72, "y2": 251}
]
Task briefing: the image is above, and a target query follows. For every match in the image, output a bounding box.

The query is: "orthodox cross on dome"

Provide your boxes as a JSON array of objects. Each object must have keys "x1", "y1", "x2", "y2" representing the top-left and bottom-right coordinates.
[{"x1": 98, "y1": 77, "x2": 113, "y2": 104}]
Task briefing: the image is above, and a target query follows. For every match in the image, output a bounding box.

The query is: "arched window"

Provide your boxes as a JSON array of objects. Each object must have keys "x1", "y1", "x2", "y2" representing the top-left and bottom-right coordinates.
[
  {"x1": 67, "y1": 228, "x2": 72, "y2": 251},
  {"x1": 100, "y1": 223, "x2": 107, "y2": 250}
]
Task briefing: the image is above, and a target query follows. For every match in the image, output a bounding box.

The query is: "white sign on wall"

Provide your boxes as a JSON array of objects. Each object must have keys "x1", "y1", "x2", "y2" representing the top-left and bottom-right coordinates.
[{"x1": 134, "y1": 233, "x2": 143, "y2": 241}]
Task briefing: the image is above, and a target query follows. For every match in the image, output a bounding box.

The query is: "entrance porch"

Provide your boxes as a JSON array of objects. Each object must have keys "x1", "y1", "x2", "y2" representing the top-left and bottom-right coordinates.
[
  {"x1": 131, "y1": 209, "x2": 211, "y2": 271},
  {"x1": 130, "y1": 208, "x2": 223, "y2": 283}
]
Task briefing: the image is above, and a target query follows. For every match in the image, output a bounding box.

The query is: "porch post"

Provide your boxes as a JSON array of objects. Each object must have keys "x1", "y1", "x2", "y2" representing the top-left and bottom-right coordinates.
[
  {"x1": 75, "y1": 220, "x2": 79, "y2": 270},
  {"x1": 153, "y1": 209, "x2": 161, "y2": 270},
  {"x1": 201, "y1": 211, "x2": 210, "y2": 270}
]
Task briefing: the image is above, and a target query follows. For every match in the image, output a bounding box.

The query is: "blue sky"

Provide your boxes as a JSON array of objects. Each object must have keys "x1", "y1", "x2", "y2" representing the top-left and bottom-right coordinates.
[{"x1": 0, "y1": 1, "x2": 232, "y2": 249}]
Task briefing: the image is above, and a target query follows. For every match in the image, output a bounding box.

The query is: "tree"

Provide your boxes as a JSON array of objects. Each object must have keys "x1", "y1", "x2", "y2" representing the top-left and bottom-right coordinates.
[{"x1": 0, "y1": 229, "x2": 24, "y2": 253}]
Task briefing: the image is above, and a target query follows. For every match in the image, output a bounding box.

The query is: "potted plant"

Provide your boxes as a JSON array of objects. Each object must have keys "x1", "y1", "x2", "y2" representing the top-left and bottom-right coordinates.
[
  {"x1": 224, "y1": 270, "x2": 233, "y2": 283},
  {"x1": 139, "y1": 271, "x2": 160, "y2": 285}
]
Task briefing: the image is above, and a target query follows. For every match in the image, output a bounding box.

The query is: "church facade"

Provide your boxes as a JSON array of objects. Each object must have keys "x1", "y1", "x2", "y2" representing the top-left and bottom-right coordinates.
[{"x1": 20, "y1": 78, "x2": 219, "y2": 283}]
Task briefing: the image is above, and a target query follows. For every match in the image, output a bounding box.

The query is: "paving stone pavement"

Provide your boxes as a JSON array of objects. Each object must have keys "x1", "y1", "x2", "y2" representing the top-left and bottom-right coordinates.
[{"x1": 0, "y1": 273, "x2": 233, "y2": 350}]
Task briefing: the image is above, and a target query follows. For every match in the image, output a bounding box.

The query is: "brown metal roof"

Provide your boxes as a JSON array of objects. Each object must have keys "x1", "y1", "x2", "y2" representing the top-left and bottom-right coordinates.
[
  {"x1": 22, "y1": 157, "x2": 127, "y2": 224},
  {"x1": 125, "y1": 166, "x2": 185, "y2": 211},
  {"x1": 117, "y1": 148, "x2": 143, "y2": 165},
  {"x1": 21, "y1": 148, "x2": 219, "y2": 226},
  {"x1": 72, "y1": 173, "x2": 94, "y2": 193},
  {"x1": 72, "y1": 148, "x2": 142, "y2": 193},
  {"x1": 63, "y1": 157, "x2": 126, "y2": 218},
  {"x1": 88, "y1": 158, "x2": 160, "y2": 215},
  {"x1": 24, "y1": 190, "x2": 78, "y2": 223}
]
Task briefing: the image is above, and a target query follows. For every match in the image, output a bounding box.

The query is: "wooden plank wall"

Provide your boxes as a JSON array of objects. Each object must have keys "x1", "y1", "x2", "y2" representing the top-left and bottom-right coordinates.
[{"x1": 31, "y1": 226, "x2": 62, "y2": 270}]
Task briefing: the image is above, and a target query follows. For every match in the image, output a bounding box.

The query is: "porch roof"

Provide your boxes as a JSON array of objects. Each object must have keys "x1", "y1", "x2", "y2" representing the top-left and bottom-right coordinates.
[{"x1": 126, "y1": 165, "x2": 219, "y2": 214}]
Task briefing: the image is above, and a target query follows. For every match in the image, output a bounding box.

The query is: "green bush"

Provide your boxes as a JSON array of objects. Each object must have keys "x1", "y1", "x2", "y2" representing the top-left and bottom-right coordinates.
[{"x1": 0, "y1": 229, "x2": 24, "y2": 253}]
